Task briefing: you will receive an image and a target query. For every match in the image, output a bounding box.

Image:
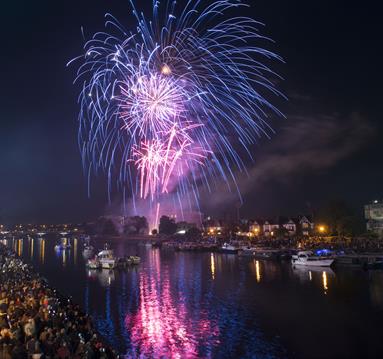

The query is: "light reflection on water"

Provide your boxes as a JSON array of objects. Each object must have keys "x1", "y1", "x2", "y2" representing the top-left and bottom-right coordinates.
[
  {"x1": 125, "y1": 249, "x2": 220, "y2": 358},
  {"x1": 4, "y1": 236, "x2": 383, "y2": 358}
]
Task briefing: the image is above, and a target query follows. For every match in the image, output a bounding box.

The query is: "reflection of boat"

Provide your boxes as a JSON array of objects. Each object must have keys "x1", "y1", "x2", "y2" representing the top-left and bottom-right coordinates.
[
  {"x1": 365, "y1": 257, "x2": 383, "y2": 270},
  {"x1": 293, "y1": 265, "x2": 335, "y2": 275},
  {"x1": 97, "y1": 248, "x2": 117, "y2": 269},
  {"x1": 54, "y1": 238, "x2": 71, "y2": 251},
  {"x1": 86, "y1": 258, "x2": 101, "y2": 269},
  {"x1": 292, "y1": 251, "x2": 334, "y2": 267},
  {"x1": 335, "y1": 253, "x2": 383, "y2": 269},
  {"x1": 220, "y1": 243, "x2": 238, "y2": 254},
  {"x1": 97, "y1": 269, "x2": 115, "y2": 287}
]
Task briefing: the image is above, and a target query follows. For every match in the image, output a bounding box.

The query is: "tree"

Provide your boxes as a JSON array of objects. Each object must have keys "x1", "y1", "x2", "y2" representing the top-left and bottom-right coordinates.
[
  {"x1": 102, "y1": 219, "x2": 118, "y2": 236},
  {"x1": 159, "y1": 216, "x2": 177, "y2": 235},
  {"x1": 275, "y1": 227, "x2": 288, "y2": 239},
  {"x1": 95, "y1": 218, "x2": 118, "y2": 236},
  {"x1": 317, "y1": 199, "x2": 363, "y2": 237},
  {"x1": 185, "y1": 227, "x2": 202, "y2": 241},
  {"x1": 123, "y1": 216, "x2": 148, "y2": 234}
]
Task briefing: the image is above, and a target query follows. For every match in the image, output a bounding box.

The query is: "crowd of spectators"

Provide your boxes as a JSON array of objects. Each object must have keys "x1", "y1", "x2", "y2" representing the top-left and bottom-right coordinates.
[{"x1": 0, "y1": 243, "x2": 118, "y2": 359}]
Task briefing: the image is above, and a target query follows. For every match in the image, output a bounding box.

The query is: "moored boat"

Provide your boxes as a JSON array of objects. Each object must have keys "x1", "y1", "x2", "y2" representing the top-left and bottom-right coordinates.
[
  {"x1": 239, "y1": 246, "x2": 257, "y2": 256},
  {"x1": 220, "y1": 243, "x2": 238, "y2": 254},
  {"x1": 129, "y1": 255, "x2": 141, "y2": 265},
  {"x1": 292, "y1": 251, "x2": 334, "y2": 267},
  {"x1": 97, "y1": 248, "x2": 117, "y2": 269},
  {"x1": 86, "y1": 257, "x2": 101, "y2": 269}
]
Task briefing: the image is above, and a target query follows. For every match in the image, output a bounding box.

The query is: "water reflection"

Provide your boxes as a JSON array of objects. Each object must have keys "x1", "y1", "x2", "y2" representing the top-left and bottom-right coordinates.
[
  {"x1": 17, "y1": 238, "x2": 23, "y2": 256},
  {"x1": 8, "y1": 236, "x2": 383, "y2": 358},
  {"x1": 87, "y1": 269, "x2": 116, "y2": 287},
  {"x1": 210, "y1": 253, "x2": 215, "y2": 280},
  {"x1": 256, "y1": 260, "x2": 261, "y2": 283},
  {"x1": 74, "y1": 237, "x2": 78, "y2": 265},
  {"x1": 249, "y1": 259, "x2": 262, "y2": 283},
  {"x1": 39, "y1": 238, "x2": 45, "y2": 264},
  {"x1": 322, "y1": 271, "x2": 328, "y2": 294},
  {"x1": 125, "y1": 254, "x2": 220, "y2": 358},
  {"x1": 30, "y1": 237, "x2": 34, "y2": 259},
  {"x1": 369, "y1": 272, "x2": 383, "y2": 309}
]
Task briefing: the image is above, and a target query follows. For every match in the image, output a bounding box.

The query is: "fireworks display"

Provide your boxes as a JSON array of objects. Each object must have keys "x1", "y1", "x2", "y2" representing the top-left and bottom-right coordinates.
[{"x1": 69, "y1": 0, "x2": 283, "y2": 220}]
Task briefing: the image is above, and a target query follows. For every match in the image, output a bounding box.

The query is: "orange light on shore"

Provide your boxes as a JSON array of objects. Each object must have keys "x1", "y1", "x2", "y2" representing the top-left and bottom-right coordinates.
[{"x1": 318, "y1": 225, "x2": 326, "y2": 233}]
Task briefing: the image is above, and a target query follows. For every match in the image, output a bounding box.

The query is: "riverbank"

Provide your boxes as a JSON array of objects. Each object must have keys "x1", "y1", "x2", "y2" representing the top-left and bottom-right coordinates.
[{"x1": 0, "y1": 243, "x2": 118, "y2": 358}]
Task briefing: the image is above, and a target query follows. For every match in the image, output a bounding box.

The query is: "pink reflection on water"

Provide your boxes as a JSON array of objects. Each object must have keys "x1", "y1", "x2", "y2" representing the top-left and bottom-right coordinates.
[{"x1": 125, "y1": 250, "x2": 219, "y2": 358}]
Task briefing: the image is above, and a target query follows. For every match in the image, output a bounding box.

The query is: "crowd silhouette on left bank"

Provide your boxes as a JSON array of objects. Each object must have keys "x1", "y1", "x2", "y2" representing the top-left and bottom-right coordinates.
[{"x1": 0, "y1": 243, "x2": 117, "y2": 358}]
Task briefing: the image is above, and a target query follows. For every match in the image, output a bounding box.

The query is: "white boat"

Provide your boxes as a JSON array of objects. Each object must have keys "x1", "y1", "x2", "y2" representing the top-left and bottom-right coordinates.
[
  {"x1": 292, "y1": 251, "x2": 334, "y2": 267},
  {"x1": 129, "y1": 255, "x2": 141, "y2": 265},
  {"x1": 97, "y1": 249, "x2": 117, "y2": 269},
  {"x1": 220, "y1": 243, "x2": 238, "y2": 254}
]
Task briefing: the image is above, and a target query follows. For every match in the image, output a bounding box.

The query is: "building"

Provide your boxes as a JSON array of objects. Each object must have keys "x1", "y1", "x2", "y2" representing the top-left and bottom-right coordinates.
[
  {"x1": 249, "y1": 220, "x2": 262, "y2": 236},
  {"x1": 365, "y1": 200, "x2": 383, "y2": 238},
  {"x1": 281, "y1": 218, "x2": 297, "y2": 236},
  {"x1": 263, "y1": 220, "x2": 279, "y2": 237},
  {"x1": 299, "y1": 215, "x2": 314, "y2": 236}
]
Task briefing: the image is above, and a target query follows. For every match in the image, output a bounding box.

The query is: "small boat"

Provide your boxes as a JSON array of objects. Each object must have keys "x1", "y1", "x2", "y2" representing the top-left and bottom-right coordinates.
[
  {"x1": 253, "y1": 249, "x2": 279, "y2": 260},
  {"x1": 117, "y1": 255, "x2": 141, "y2": 266},
  {"x1": 129, "y1": 255, "x2": 141, "y2": 265},
  {"x1": 239, "y1": 246, "x2": 257, "y2": 256},
  {"x1": 117, "y1": 257, "x2": 130, "y2": 267},
  {"x1": 97, "y1": 248, "x2": 117, "y2": 269},
  {"x1": 364, "y1": 256, "x2": 383, "y2": 270},
  {"x1": 220, "y1": 243, "x2": 238, "y2": 254},
  {"x1": 86, "y1": 258, "x2": 101, "y2": 269},
  {"x1": 292, "y1": 251, "x2": 334, "y2": 267}
]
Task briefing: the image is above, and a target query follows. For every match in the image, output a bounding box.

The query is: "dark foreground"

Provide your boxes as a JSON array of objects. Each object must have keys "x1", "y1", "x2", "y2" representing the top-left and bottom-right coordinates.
[{"x1": 0, "y1": 243, "x2": 117, "y2": 359}]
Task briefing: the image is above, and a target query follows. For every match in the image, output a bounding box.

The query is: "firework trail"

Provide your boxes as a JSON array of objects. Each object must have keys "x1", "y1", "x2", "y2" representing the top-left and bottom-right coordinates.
[{"x1": 69, "y1": 0, "x2": 284, "y2": 219}]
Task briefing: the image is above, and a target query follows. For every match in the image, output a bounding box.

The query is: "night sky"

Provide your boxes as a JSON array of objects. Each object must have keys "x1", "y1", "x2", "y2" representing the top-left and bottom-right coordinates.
[{"x1": 0, "y1": 0, "x2": 382, "y2": 224}]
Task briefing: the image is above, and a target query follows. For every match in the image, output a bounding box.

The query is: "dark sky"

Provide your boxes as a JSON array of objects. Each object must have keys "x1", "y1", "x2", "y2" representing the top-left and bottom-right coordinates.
[{"x1": 0, "y1": 0, "x2": 382, "y2": 224}]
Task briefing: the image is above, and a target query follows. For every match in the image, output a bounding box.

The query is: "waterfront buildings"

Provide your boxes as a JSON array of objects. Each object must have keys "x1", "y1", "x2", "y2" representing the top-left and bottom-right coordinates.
[{"x1": 365, "y1": 200, "x2": 383, "y2": 238}]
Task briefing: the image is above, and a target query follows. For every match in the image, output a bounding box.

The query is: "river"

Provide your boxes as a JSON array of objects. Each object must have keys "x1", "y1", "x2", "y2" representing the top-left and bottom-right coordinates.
[{"x1": 4, "y1": 235, "x2": 383, "y2": 358}]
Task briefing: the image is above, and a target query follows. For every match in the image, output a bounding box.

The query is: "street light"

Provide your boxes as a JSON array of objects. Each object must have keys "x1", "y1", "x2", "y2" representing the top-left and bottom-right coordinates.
[{"x1": 318, "y1": 225, "x2": 326, "y2": 234}]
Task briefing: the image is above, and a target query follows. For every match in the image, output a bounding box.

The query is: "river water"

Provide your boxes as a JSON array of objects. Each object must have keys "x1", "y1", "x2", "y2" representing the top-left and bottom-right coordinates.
[{"x1": 4, "y1": 236, "x2": 383, "y2": 358}]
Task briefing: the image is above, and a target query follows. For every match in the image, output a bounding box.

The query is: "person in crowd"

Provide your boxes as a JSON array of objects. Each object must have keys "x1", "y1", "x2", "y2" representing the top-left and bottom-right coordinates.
[{"x1": 0, "y1": 243, "x2": 118, "y2": 359}]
